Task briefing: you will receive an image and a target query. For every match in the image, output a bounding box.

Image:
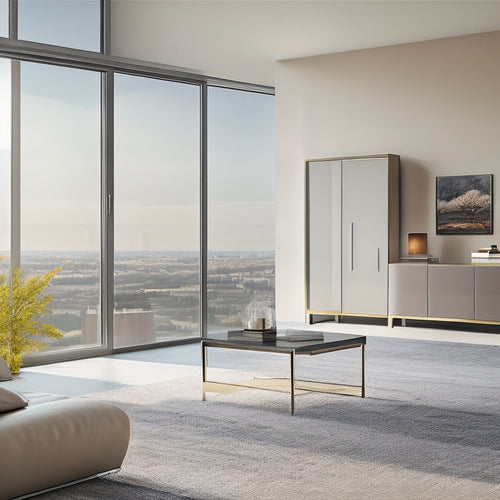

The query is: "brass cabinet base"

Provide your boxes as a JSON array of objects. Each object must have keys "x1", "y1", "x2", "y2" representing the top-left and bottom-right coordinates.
[
  {"x1": 388, "y1": 315, "x2": 500, "y2": 328},
  {"x1": 306, "y1": 311, "x2": 500, "y2": 329}
]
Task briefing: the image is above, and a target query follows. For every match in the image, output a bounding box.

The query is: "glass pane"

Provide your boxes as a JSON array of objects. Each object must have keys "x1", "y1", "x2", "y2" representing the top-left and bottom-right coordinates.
[
  {"x1": 0, "y1": 58, "x2": 10, "y2": 273},
  {"x1": 0, "y1": 0, "x2": 8, "y2": 38},
  {"x1": 18, "y1": 0, "x2": 100, "y2": 51},
  {"x1": 20, "y1": 62, "x2": 101, "y2": 352},
  {"x1": 114, "y1": 74, "x2": 200, "y2": 348},
  {"x1": 207, "y1": 87, "x2": 275, "y2": 332}
]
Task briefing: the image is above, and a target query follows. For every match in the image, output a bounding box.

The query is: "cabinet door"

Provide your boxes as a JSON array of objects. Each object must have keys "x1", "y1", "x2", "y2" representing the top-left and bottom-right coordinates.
[
  {"x1": 306, "y1": 160, "x2": 342, "y2": 312},
  {"x1": 475, "y1": 266, "x2": 500, "y2": 321},
  {"x1": 388, "y1": 264, "x2": 428, "y2": 317},
  {"x1": 341, "y1": 158, "x2": 388, "y2": 315},
  {"x1": 428, "y1": 265, "x2": 474, "y2": 320}
]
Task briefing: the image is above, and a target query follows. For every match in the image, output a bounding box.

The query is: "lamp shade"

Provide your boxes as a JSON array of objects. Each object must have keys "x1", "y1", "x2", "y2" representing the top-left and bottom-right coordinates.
[{"x1": 408, "y1": 233, "x2": 427, "y2": 255}]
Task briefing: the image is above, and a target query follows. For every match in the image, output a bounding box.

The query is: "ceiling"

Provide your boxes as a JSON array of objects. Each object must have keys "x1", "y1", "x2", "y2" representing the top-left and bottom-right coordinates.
[{"x1": 110, "y1": 1, "x2": 500, "y2": 87}]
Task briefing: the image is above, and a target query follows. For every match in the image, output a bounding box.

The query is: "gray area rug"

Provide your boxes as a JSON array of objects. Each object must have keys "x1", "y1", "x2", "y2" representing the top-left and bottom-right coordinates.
[
  {"x1": 44, "y1": 336, "x2": 500, "y2": 499},
  {"x1": 36, "y1": 477, "x2": 195, "y2": 499}
]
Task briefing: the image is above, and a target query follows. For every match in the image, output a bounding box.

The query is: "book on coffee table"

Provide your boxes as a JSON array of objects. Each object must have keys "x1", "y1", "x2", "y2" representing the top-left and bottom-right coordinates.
[
  {"x1": 227, "y1": 330, "x2": 324, "y2": 342},
  {"x1": 228, "y1": 329, "x2": 277, "y2": 341},
  {"x1": 278, "y1": 332, "x2": 324, "y2": 342}
]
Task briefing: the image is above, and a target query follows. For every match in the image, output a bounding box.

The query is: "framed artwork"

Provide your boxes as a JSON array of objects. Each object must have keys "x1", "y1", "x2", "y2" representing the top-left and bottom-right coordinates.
[{"x1": 436, "y1": 174, "x2": 493, "y2": 234}]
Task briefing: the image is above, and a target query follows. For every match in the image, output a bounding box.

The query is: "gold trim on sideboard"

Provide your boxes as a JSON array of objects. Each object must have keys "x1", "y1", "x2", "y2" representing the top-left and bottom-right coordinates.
[
  {"x1": 388, "y1": 315, "x2": 500, "y2": 328},
  {"x1": 307, "y1": 311, "x2": 389, "y2": 320},
  {"x1": 306, "y1": 309, "x2": 342, "y2": 315}
]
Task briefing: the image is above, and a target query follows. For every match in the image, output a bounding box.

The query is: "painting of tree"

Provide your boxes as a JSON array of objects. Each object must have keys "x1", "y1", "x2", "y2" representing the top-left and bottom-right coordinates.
[{"x1": 436, "y1": 174, "x2": 493, "y2": 234}]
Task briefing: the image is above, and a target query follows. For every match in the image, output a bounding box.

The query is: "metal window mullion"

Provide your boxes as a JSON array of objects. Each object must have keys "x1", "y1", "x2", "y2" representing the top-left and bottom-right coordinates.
[
  {"x1": 0, "y1": 39, "x2": 275, "y2": 96},
  {"x1": 101, "y1": 0, "x2": 110, "y2": 55},
  {"x1": 8, "y1": 0, "x2": 17, "y2": 40},
  {"x1": 10, "y1": 59, "x2": 20, "y2": 271},
  {"x1": 101, "y1": 69, "x2": 114, "y2": 352},
  {"x1": 200, "y1": 82, "x2": 208, "y2": 337}
]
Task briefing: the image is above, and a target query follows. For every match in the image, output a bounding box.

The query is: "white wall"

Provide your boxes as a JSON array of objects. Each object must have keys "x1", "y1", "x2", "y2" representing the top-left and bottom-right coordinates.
[{"x1": 275, "y1": 31, "x2": 500, "y2": 322}]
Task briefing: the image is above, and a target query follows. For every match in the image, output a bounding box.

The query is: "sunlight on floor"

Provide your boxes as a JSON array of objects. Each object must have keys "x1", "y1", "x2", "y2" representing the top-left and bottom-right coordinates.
[
  {"x1": 7, "y1": 321, "x2": 498, "y2": 397},
  {"x1": 22, "y1": 358, "x2": 200, "y2": 385}
]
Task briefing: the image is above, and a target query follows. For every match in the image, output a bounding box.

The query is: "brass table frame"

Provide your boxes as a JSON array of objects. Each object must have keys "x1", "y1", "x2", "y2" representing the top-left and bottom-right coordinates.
[{"x1": 202, "y1": 336, "x2": 365, "y2": 415}]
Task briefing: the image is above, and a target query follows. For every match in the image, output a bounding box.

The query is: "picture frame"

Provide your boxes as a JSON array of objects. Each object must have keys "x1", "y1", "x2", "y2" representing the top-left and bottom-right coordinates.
[{"x1": 436, "y1": 174, "x2": 493, "y2": 234}]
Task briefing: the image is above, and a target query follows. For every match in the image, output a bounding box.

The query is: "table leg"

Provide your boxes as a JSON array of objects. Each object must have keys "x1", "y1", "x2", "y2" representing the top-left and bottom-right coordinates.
[
  {"x1": 290, "y1": 350, "x2": 295, "y2": 415},
  {"x1": 361, "y1": 344, "x2": 365, "y2": 398},
  {"x1": 202, "y1": 342, "x2": 207, "y2": 401}
]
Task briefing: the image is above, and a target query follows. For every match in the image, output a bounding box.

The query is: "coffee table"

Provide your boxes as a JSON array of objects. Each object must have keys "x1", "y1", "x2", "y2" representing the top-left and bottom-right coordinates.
[{"x1": 201, "y1": 330, "x2": 365, "y2": 415}]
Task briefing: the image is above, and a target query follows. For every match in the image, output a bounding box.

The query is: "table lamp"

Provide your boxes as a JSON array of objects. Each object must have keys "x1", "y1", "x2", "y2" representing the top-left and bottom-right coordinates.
[{"x1": 408, "y1": 233, "x2": 427, "y2": 255}]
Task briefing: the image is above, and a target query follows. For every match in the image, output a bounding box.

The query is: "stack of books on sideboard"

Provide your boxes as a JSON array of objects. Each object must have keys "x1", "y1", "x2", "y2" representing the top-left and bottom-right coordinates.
[{"x1": 471, "y1": 245, "x2": 500, "y2": 259}]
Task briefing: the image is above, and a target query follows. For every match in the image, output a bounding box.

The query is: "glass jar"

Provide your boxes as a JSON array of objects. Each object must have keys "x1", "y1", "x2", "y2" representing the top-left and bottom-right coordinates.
[{"x1": 245, "y1": 299, "x2": 276, "y2": 331}]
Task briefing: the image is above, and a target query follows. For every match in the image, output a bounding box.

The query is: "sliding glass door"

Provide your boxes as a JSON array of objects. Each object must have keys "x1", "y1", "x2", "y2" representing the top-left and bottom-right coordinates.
[
  {"x1": 207, "y1": 87, "x2": 275, "y2": 332},
  {"x1": 20, "y1": 62, "x2": 102, "y2": 351},
  {"x1": 114, "y1": 74, "x2": 200, "y2": 347},
  {"x1": 0, "y1": 59, "x2": 274, "y2": 360},
  {"x1": 1, "y1": 0, "x2": 275, "y2": 362}
]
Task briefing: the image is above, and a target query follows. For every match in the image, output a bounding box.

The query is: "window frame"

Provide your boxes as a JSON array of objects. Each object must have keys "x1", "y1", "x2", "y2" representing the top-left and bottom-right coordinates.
[{"x1": 0, "y1": 2, "x2": 274, "y2": 365}]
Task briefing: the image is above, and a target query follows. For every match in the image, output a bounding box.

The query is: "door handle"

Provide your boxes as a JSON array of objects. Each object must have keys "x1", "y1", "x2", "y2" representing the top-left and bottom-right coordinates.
[
  {"x1": 350, "y1": 222, "x2": 354, "y2": 271},
  {"x1": 377, "y1": 248, "x2": 380, "y2": 272},
  {"x1": 107, "y1": 194, "x2": 113, "y2": 216}
]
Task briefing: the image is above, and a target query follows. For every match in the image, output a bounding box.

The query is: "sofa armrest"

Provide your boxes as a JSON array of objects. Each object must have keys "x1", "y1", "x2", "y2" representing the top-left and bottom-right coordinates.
[{"x1": 0, "y1": 398, "x2": 130, "y2": 499}]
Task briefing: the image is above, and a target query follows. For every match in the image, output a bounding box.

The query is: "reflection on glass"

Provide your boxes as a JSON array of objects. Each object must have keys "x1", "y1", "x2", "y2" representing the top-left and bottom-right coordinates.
[
  {"x1": 18, "y1": 0, "x2": 100, "y2": 51},
  {"x1": 20, "y1": 62, "x2": 101, "y2": 352},
  {"x1": 0, "y1": 1, "x2": 8, "y2": 38},
  {"x1": 0, "y1": 58, "x2": 10, "y2": 273},
  {"x1": 114, "y1": 74, "x2": 200, "y2": 347},
  {"x1": 207, "y1": 87, "x2": 275, "y2": 332}
]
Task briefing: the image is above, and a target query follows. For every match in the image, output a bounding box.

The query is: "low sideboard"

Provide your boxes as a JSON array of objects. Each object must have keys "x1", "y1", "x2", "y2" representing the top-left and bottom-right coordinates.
[{"x1": 388, "y1": 262, "x2": 500, "y2": 327}]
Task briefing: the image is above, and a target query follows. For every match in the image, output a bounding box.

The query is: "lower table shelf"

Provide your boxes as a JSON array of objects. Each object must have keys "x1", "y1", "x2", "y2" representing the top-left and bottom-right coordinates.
[{"x1": 203, "y1": 378, "x2": 363, "y2": 397}]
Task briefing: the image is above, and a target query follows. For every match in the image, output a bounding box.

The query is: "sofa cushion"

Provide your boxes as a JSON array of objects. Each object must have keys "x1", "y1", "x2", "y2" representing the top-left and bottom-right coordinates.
[
  {"x1": 0, "y1": 357, "x2": 12, "y2": 381},
  {"x1": 0, "y1": 384, "x2": 28, "y2": 413},
  {"x1": 0, "y1": 398, "x2": 130, "y2": 499}
]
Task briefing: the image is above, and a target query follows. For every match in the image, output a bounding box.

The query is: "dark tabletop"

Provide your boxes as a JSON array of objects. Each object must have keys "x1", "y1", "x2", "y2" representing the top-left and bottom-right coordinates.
[{"x1": 202, "y1": 329, "x2": 366, "y2": 354}]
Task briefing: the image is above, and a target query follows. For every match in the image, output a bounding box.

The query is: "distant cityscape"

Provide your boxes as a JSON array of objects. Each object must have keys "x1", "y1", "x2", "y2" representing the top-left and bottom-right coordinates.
[{"x1": 14, "y1": 251, "x2": 275, "y2": 351}]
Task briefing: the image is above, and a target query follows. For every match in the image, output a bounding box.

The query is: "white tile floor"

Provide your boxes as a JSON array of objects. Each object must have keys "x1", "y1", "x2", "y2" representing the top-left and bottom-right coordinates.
[
  {"x1": 22, "y1": 358, "x2": 200, "y2": 386},
  {"x1": 293, "y1": 320, "x2": 500, "y2": 346},
  {"x1": 4, "y1": 321, "x2": 499, "y2": 397}
]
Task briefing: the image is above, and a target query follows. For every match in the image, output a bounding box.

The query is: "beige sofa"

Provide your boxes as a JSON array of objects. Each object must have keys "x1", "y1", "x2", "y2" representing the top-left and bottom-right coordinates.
[{"x1": 0, "y1": 385, "x2": 130, "y2": 500}]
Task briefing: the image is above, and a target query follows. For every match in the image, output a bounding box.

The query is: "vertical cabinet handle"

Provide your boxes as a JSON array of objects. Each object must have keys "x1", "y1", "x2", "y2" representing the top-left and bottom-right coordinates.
[
  {"x1": 107, "y1": 194, "x2": 113, "y2": 216},
  {"x1": 377, "y1": 248, "x2": 380, "y2": 272},
  {"x1": 350, "y1": 222, "x2": 354, "y2": 271}
]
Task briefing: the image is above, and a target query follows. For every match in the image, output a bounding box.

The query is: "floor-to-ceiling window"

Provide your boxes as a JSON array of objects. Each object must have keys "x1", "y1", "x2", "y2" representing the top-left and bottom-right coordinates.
[
  {"x1": 0, "y1": 1, "x2": 275, "y2": 363},
  {"x1": 114, "y1": 74, "x2": 200, "y2": 347},
  {"x1": 207, "y1": 87, "x2": 275, "y2": 332},
  {"x1": 19, "y1": 62, "x2": 102, "y2": 351},
  {"x1": 0, "y1": 58, "x2": 10, "y2": 274}
]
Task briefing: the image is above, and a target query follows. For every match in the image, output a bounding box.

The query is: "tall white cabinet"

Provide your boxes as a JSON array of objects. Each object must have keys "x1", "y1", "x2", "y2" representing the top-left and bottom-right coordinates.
[{"x1": 306, "y1": 154, "x2": 400, "y2": 322}]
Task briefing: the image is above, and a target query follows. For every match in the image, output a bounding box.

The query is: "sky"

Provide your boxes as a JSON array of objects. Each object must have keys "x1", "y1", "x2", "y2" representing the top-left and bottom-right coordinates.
[
  {"x1": 17, "y1": 0, "x2": 100, "y2": 51},
  {"x1": 0, "y1": 1, "x2": 7, "y2": 38},
  {"x1": 0, "y1": 2, "x2": 275, "y2": 253}
]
